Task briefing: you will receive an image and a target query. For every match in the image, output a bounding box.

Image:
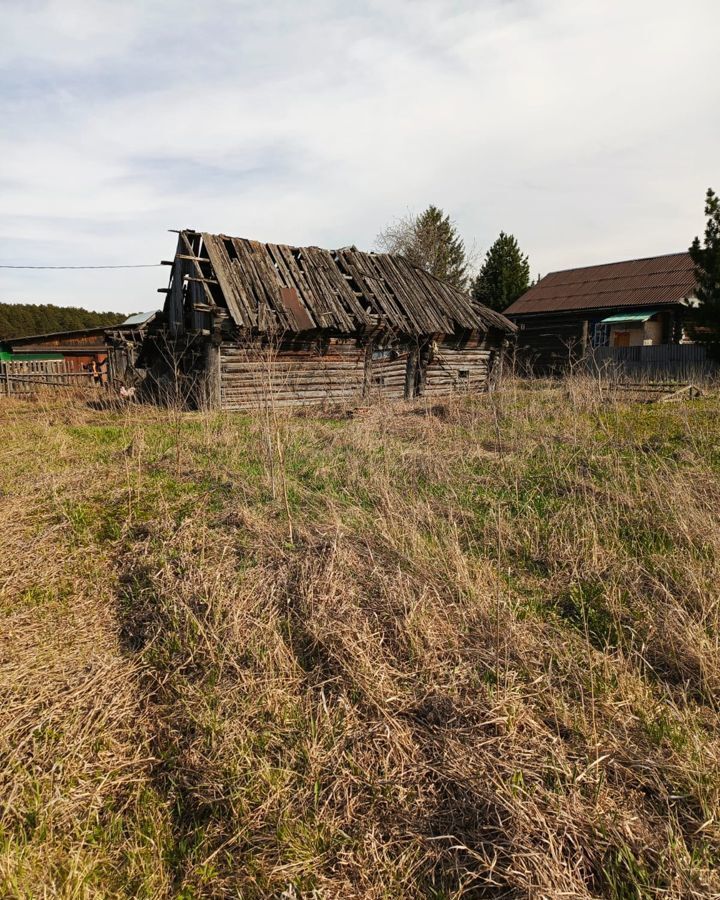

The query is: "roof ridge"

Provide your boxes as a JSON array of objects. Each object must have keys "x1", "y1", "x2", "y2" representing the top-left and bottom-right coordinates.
[{"x1": 543, "y1": 250, "x2": 692, "y2": 279}]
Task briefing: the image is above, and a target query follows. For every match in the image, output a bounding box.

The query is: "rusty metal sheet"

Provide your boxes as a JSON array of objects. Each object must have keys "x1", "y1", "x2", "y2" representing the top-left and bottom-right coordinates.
[{"x1": 279, "y1": 286, "x2": 315, "y2": 331}]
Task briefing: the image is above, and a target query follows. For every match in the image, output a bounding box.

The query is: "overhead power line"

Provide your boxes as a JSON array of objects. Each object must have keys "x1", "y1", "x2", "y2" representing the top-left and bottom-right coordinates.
[{"x1": 0, "y1": 263, "x2": 161, "y2": 269}]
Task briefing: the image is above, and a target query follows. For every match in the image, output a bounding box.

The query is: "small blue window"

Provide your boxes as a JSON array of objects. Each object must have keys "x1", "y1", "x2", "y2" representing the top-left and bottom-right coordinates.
[{"x1": 591, "y1": 323, "x2": 610, "y2": 347}]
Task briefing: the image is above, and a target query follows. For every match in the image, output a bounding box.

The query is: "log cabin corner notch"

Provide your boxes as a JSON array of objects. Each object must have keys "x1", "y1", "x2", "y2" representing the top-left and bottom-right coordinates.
[{"x1": 149, "y1": 229, "x2": 517, "y2": 409}]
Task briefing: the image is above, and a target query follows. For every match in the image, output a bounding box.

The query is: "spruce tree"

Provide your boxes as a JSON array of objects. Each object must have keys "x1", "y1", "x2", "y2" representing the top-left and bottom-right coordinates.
[
  {"x1": 376, "y1": 205, "x2": 468, "y2": 290},
  {"x1": 689, "y1": 188, "x2": 720, "y2": 357},
  {"x1": 471, "y1": 232, "x2": 530, "y2": 312}
]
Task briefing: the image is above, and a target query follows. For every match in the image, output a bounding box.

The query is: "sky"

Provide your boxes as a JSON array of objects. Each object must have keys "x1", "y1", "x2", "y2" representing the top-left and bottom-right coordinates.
[{"x1": 1, "y1": 0, "x2": 719, "y2": 314}]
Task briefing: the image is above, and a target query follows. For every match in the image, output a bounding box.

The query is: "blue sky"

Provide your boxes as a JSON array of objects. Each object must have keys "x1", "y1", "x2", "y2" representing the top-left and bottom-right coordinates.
[{"x1": 1, "y1": 0, "x2": 718, "y2": 314}]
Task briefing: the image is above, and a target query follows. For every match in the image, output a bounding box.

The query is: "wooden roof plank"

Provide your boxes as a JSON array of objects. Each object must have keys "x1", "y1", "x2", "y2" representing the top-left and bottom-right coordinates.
[
  {"x1": 223, "y1": 237, "x2": 263, "y2": 326},
  {"x1": 180, "y1": 231, "x2": 215, "y2": 307},
  {"x1": 335, "y1": 250, "x2": 405, "y2": 330},
  {"x1": 365, "y1": 253, "x2": 432, "y2": 333},
  {"x1": 237, "y1": 239, "x2": 293, "y2": 331},
  {"x1": 266, "y1": 243, "x2": 319, "y2": 329},
  {"x1": 201, "y1": 234, "x2": 255, "y2": 328},
  {"x1": 276, "y1": 244, "x2": 349, "y2": 331},
  {"x1": 303, "y1": 247, "x2": 368, "y2": 329},
  {"x1": 392, "y1": 257, "x2": 458, "y2": 332}
]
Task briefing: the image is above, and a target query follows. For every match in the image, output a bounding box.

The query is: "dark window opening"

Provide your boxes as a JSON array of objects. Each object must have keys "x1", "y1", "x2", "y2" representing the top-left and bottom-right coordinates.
[
  {"x1": 224, "y1": 239, "x2": 239, "y2": 262},
  {"x1": 458, "y1": 369, "x2": 470, "y2": 380}
]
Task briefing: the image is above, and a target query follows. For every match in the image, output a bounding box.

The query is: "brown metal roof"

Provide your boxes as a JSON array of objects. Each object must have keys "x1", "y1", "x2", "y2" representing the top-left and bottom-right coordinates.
[
  {"x1": 192, "y1": 231, "x2": 515, "y2": 335},
  {"x1": 5, "y1": 325, "x2": 111, "y2": 345},
  {"x1": 504, "y1": 251, "x2": 697, "y2": 316}
]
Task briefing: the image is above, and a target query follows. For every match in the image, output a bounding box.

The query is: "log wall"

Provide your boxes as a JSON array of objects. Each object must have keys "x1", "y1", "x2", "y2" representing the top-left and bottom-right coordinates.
[
  {"x1": 511, "y1": 313, "x2": 588, "y2": 373},
  {"x1": 220, "y1": 337, "x2": 366, "y2": 410},
  {"x1": 423, "y1": 335, "x2": 496, "y2": 396},
  {"x1": 366, "y1": 347, "x2": 412, "y2": 401},
  {"x1": 218, "y1": 331, "x2": 501, "y2": 410}
]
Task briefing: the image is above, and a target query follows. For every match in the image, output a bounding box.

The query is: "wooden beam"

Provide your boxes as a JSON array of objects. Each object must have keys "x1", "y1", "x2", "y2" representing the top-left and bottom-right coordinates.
[
  {"x1": 179, "y1": 231, "x2": 215, "y2": 307},
  {"x1": 162, "y1": 255, "x2": 210, "y2": 264}
]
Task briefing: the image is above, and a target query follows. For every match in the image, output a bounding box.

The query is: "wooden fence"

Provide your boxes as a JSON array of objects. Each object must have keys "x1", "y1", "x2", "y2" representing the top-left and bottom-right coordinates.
[
  {"x1": 587, "y1": 344, "x2": 717, "y2": 381},
  {"x1": 0, "y1": 359, "x2": 98, "y2": 396}
]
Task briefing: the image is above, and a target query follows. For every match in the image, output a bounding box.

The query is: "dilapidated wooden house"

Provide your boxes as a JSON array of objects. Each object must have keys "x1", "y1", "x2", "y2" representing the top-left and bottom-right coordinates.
[{"x1": 147, "y1": 229, "x2": 515, "y2": 409}]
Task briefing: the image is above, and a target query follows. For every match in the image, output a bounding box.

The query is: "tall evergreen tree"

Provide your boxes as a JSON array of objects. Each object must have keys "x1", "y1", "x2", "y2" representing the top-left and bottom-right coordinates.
[
  {"x1": 688, "y1": 188, "x2": 720, "y2": 357},
  {"x1": 471, "y1": 232, "x2": 530, "y2": 312},
  {"x1": 376, "y1": 205, "x2": 468, "y2": 290}
]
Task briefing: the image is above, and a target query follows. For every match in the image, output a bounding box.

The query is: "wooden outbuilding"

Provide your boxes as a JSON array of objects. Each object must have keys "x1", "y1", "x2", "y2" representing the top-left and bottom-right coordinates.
[
  {"x1": 146, "y1": 229, "x2": 516, "y2": 409},
  {"x1": 1, "y1": 325, "x2": 112, "y2": 375},
  {"x1": 0, "y1": 313, "x2": 160, "y2": 395}
]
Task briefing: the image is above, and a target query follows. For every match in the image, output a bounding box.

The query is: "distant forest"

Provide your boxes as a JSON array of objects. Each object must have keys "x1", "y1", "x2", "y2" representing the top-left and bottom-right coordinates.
[{"x1": 0, "y1": 303, "x2": 125, "y2": 340}]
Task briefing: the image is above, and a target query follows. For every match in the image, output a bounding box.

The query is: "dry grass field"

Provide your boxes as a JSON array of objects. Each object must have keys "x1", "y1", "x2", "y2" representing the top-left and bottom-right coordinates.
[{"x1": 1, "y1": 380, "x2": 719, "y2": 898}]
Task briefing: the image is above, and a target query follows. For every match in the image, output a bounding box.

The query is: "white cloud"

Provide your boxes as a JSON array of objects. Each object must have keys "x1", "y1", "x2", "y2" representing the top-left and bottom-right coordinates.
[{"x1": 0, "y1": 0, "x2": 718, "y2": 311}]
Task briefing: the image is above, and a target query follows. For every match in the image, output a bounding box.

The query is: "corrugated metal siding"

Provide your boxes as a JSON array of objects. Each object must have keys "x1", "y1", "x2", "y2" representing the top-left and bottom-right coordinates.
[{"x1": 590, "y1": 344, "x2": 716, "y2": 380}]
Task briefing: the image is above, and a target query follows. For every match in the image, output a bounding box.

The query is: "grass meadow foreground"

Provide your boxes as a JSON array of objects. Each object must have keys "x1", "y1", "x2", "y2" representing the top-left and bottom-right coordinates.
[{"x1": 1, "y1": 380, "x2": 720, "y2": 899}]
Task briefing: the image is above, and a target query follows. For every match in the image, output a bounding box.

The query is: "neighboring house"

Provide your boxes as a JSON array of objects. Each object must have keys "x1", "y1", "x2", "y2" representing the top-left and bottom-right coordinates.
[
  {"x1": 144, "y1": 229, "x2": 516, "y2": 409},
  {"x1": 1, "y1": 325, "x2": 115, "y2": 375},
  {"x1": 0, "y1": 312, "x2": 159, "y2": 388},
  {"x1": 504, "y1": 252, "x2": 699, "y2": 373}
]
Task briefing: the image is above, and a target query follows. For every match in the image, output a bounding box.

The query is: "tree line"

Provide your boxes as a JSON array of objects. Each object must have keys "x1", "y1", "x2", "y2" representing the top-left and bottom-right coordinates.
[
  {"x1": 0, "y1": 303, "x2": 125, "y2": 341},
  {"x1": 376, "y1": 205, "x2": 530, "y2": 311}
]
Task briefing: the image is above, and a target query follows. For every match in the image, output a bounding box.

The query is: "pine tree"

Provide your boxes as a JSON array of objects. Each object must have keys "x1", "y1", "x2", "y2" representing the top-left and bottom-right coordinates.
[
  {"x1": 471, "y1": 232, "x2": 530, "y2": 312},
  {"x1": 688, "y1": 188, "x2": 720, "y2": 357},
  {"x1": 376, "y1": 205, "x2": 468, "y2": 290}
]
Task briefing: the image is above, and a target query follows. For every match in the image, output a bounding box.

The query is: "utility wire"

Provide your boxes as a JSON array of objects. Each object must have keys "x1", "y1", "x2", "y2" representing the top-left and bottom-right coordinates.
[{"x1": 0, "y1": 263, "x2": 161, "y2": 269}]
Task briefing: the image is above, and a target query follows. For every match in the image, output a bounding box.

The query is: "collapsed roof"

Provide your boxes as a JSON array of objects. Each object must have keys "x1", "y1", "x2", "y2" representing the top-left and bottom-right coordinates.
[{"x1": 170, "y1": 230, "x2": 515, "y2": 336}]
